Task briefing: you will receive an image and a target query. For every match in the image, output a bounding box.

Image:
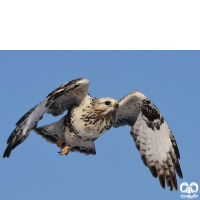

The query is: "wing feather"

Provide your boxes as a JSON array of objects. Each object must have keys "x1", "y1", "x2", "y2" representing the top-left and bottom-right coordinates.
[
  {"x1": 46, "y1": 78, "x2": 89, "y2": 116},
  {"x1": 113, "y1": 91, "x2": 183, "y2": 191},
  {"x1": 3, "y1": 78, "x2": 89, "y2": 158}
]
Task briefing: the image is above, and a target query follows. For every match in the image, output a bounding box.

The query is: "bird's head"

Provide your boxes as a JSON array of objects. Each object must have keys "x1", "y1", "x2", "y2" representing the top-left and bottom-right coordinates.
[{"x1": 92, "y1": 97, "x2": 119, "y2": 114}]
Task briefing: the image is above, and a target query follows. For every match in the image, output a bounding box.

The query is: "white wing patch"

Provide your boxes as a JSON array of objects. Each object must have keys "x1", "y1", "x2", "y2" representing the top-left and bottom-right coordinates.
[
  {"x1": 131, "y1": 112, "x2": 181, "y2": 190},
  {"x1": 114, "y1": 91, "x2": 183, "y2": 191}
]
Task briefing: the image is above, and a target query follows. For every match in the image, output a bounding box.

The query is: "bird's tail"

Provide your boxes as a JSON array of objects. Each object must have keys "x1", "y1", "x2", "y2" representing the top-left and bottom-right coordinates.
[{"x1": 34, "y1": 117, "x2": 66, "y2": 145}]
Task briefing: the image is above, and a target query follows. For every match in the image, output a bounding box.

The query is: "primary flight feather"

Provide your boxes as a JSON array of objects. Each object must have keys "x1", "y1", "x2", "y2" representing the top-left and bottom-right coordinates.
[{"x1": 3, "y1": 78, "x2": 183, "y2": 191}]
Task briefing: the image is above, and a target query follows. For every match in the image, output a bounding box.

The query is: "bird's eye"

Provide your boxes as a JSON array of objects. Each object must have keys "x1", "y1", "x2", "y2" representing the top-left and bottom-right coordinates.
[{"x1": 105, "y1": 101, "x2": 111, "y2": 105}]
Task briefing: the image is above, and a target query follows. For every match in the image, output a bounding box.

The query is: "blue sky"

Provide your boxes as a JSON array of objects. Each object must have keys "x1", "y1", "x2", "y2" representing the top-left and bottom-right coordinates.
[{"x1": 0, "y1": 51, "x2": 199, "y2": 200}]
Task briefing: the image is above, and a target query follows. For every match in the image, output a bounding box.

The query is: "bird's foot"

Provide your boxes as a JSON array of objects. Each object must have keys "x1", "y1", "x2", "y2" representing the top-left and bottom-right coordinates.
[
  {"x1": 57, "y1": 139, "x2": 64, "y2": 147},
  {"x1": 60, "y1": 145, "x2": 70, "y2": 156}
]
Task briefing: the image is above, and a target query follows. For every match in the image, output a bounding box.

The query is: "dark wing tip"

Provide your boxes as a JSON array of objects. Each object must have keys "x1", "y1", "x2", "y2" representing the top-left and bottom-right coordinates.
[
  {"x1": 159, "y1": 175, "x2": 165, "y2": 189},
  {"x1": 3, "y1": 143, "x2": 12, "y2": 158},
  {"x1": 7, "y1": 133, "x2": 14, "y2": 144},
  {"x1": 176, "y1": 162, "x2": 183, "y2": 179},
  {"x1": 159, "y1": 174, "x2": 178, "y2": 191},
  {"x1": 7, "y1": 128, "x2": 17, "y2": 144},
  {"x1": 149, "y1": 166, "x2": 158, "y2": 178}
]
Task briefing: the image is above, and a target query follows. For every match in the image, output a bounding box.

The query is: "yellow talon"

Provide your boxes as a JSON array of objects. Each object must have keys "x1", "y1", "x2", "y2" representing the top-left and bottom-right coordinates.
[
  {"x1": 57, "y1": 139, "x2": 64, "y2": 147},
  {"x1": 61, "y1": 145, "x2": 70, "y2": 156}
]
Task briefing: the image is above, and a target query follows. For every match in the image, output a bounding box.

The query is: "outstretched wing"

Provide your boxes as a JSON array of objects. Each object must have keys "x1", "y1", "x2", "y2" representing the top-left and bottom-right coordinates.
[
  {"x1": 113, "y1": 91, "x2": 183, "y2": 191},
  {"x1": 3, "y1": 78, "x2": 89, "y2": 158}
]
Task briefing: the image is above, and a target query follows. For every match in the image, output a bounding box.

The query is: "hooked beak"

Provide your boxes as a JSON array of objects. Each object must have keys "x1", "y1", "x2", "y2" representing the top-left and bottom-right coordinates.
[{"x1": 112, "y1": 102, "x2": 119, "y2": 108}]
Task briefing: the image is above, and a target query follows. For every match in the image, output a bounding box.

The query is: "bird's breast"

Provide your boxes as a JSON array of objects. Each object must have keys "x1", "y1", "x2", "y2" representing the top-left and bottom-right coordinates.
[{"x1": 70, "y1": 104, "x2": 112, "y2": 140}]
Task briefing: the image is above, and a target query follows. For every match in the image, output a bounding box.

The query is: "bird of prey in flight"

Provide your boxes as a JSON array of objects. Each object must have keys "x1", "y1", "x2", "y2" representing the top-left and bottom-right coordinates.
[{"x1": 3, "y1": 78, "x2": 183, "y2": 191}]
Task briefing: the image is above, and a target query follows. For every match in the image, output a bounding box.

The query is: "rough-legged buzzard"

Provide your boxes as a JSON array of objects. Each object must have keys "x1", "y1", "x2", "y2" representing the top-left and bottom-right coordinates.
[{"x1": 3, "y1": 78, "x2": 183, "y2": 191}]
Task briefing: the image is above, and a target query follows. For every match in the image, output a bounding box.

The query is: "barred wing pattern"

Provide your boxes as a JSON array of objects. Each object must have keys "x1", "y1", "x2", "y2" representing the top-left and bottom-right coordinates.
[
  {"x1": 113, "y1": 91, "x2": 183, "y2": 191},
  {"x1": 3, "y1": 78, "x2": 89, "y2": 158}
]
